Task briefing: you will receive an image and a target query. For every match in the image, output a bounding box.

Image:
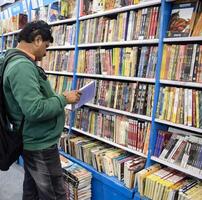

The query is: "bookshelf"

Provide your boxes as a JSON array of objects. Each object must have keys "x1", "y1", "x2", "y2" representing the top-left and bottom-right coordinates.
[
  {"x1": 151, "y1": 156, "x2": 202, "y2": 180},
  {"x1": 78, "y1": 39, "x2": 159, "y2": 47},
  {"x1": 164, "y1": 36, "x2": 202, "y2": 42},
  {"x1": 2, "y1": 29, "x2": 21, "y2": 36},
  {"x1": 47, "y1": 45, "x2": 75, "y2": 50},
  {"x1": 160, "y1": 80, "x2": 202, "y2": 88},
  {"x1": 45, "y1": 71, "x2": 74, "y2": 76},
  {"x1": 79, "y1": 0, "x2": 161, "y2": 20},
  {"x1": 155, "y1": 119, "x2": 202, "y2": 134},
  {"x1": 71, "y1": 127, "x2": 147, "y2": 158},
  {"x1": 48, "y1": 18, "x2": 77, "y2": 25},
  {"x1": 76, "y1": 73, "x2": 156, "y2": 82},
  {"x1": 84, "y1": 103, "x2": 152, "y2": 121},
  {"x1": 1, "y1": 0, "x2": 202, "y2": 199}
]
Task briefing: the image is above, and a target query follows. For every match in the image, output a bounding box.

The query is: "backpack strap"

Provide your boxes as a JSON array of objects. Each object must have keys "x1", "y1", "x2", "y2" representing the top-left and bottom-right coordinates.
[
  {"x1": 2, "y1": 51, "x2": 35, "y2": 135},
  {"x1": 5, "y1": 50, "x2": 47, "y2": 81},
  {"x1": 2, "y1": 51, "x2": 34, "y2": 78}
]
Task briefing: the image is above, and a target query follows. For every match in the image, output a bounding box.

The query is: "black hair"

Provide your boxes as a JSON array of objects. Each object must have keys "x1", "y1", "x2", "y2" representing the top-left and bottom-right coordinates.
[{"x1": 18, "y1": 20, "x2": 53, "y2": 43}]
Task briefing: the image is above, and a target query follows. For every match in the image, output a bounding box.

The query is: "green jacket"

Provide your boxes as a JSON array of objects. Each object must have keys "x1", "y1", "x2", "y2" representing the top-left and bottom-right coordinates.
[{"x1": 3, "y1": 49, "x2": 68, "y2": 150}]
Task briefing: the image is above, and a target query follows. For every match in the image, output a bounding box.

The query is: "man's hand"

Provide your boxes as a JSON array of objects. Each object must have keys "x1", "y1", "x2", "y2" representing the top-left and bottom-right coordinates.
[{"x1": 63, "y1": 90, "x2": 81, "y2": 104}]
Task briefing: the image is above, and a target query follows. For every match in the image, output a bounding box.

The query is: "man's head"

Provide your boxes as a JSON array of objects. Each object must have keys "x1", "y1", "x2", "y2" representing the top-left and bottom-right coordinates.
[{"x1": 18, "y1": 20, "x2": 53, "y2": 61}]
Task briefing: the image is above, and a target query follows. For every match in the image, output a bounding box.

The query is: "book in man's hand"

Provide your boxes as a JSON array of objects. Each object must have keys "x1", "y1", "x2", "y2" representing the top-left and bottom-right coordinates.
[{"x1": 65, "y1": 80, "x2": 96, "y2": 111}]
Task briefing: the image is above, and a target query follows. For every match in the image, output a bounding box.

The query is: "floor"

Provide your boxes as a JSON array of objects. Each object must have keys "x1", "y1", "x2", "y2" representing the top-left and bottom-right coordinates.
[{"x1": 0, "y1": 163, "x2": 24, "y2": 200}]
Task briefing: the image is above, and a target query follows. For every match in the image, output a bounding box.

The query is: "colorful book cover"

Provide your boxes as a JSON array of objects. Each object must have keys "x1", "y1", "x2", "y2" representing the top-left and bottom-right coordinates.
[
  {"x1": 48, "y1": 2, "x2": 61, "y2": 22},
  {"x1": 167, "y1": 1, "x2": 198, "y2": 37}
]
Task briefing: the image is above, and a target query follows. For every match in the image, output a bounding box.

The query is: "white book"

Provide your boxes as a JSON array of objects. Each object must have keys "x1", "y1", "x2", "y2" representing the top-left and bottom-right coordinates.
[
  {"x1": 166, "y1": 136, "x2": 185, "y2": 162},
  {"x1": 65, "y1": 81, "x2": 96, "y2": 111}
]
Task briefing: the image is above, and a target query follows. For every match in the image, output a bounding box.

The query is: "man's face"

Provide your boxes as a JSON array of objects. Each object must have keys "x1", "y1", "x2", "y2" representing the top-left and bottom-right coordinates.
[{"x1": 33, "y1": 35, "x2": 50, "y2": 61}]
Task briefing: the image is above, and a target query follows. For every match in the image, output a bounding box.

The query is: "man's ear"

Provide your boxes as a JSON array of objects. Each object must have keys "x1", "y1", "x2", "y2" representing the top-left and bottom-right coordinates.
[{"x1": 33, "y1": 35, "x2": 43, "y2": 47}]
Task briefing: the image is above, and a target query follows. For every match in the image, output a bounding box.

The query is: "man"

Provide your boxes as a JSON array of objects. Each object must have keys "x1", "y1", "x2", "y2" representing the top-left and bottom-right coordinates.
[{"x1": 3, "y1": 20, "x2": 81, "y2": 200}]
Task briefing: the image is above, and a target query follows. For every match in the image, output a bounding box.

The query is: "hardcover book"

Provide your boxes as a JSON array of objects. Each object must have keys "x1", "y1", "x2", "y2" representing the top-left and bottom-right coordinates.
[{"x1": 167, "y1": 1, "x2": 198, "y2": 37}]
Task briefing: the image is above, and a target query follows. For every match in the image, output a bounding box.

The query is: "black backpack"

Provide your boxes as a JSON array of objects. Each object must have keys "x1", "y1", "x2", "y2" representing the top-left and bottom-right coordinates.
[{"x1": 0, "y1": 51, "x2": 26, "y2": 171}]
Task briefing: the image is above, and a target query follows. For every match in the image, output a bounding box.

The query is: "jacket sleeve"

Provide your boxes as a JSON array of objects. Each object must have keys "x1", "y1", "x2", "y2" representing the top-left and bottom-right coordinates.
[{"x1": 8, "y1": 60, "x2": 68, "y2": 122}]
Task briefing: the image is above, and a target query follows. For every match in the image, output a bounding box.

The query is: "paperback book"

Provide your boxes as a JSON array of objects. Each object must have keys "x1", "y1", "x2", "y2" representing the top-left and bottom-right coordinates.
[{"x1": 66, "y1": 80, "x2": 96, "y2": 111}]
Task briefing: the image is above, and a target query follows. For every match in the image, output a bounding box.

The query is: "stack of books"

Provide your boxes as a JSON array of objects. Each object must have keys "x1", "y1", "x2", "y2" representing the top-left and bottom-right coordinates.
[
  {"x1": 60, "y1": 155, "x2": 92, "y2": 200},
  {"x1": 135, "y1": 164, "x2": 202, "y2": 200}
]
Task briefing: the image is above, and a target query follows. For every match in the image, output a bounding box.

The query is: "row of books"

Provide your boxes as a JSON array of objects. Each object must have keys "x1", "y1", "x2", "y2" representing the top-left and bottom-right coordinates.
[
  {"x1": 1, "y1": 0, "x2": 202, "y2": 38},
  {"x1": 136, "y1": 164, "x2": 201, "y2": 200},
  {"x1": 31, "y1": 0, "x2": 76, "y2": 22},
  {"x1": 161, "y1": 44, "x2": 202, "y2": 82},
  {"x1": 77, "y1": 46, "x2": 157, "y2": 78},
  {"x1": 156, "y1": 87, "x2": 202, "y2": 128},
  {"x1": 51, "y1": 24, "x2": 76, "y2": 46},
  {"x1": 60, "y1": 134, "x2": 146, "y2": 189},
  {"x1": 167, "y1": 0, "x2": 202, "y2": 37},
  {"x1": 0, "y1": 13, "x2": 27, "y2": 34},
  {"x1": 77, "y1": 78, "x2": 154, "y2": 116},
  {"x1": 154, "y1": 129, "x2": 202, "y2": 173},
  {"x1": 80, "y1": 0, "x2": 152, "y2": 16},
  {"x1": 79, "y1": 7, "x2": 160, "y2": 43},
  {"x1": 127, "y1": 7, "x2": 160, "y2": 40},
  {"x1": 74, "y1": 107, "x2": 151, "y2": 154},
  {"x1": 40, "y1": 44, "x2": 200, "y2": 81},
  {"x1": 40, "y1": 51, "x2": 75, "y2": 72},
  {"x1": 60, "y1": 155, "x2": 92, "y2": 200},
  {"x1": 48, "y1": 75, "x2": 72, "y2": 94}
]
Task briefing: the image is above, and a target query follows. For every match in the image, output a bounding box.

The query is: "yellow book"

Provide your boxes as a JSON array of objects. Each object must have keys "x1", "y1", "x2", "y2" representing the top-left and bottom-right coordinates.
[
  {"x1": 163, "y1": 180, "x2": 185, "y2": 200},
  {"x1": 137, "y1": 164, "x2": 161, "y2": 196},
  {"x1": 150, "y1": 168, "x2": 174, "y2": 199},
  {"x1": 133, "y1": 0, "x2": 139, "y2": 4},
  {"x1": 112, "y1": 48, "x2": 120, "y2": 76},
  {"x1": 161, "y1": 173, "x2": 186, "y2": 200},
  {"x1": 168, "y1": 45, "x2": 176, "y2": 80},
  {"x1": 166, "y1": 87, "x2": 175, "y2": 121},
  {"x1": 117, "y1": 13, "x2": 123, "y2": 41},
  {"x1": 159, "y1": 87, "x2": 167, "y2": 120},
  {"x1": 171, "y1": 87, "x2": 180, "y2": 123},
  {"x1": 144, "y1": 174, "x2": 159, "y2": 198},
  {"x1": 176, "y1": 88, "x2": 183, "y2": 124},
  {"x1": 142, "y1": 123, "x2": 151, "y2": 155},
  {"x1": 89, "y1": 112, "x2": 95, "y2": 134},
  {"x1": 152, "y1": 172, "x2": 175, "y2": 200},
  {"x1": 160, "y1": 45, "x2": 168, "y2": 79}
]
